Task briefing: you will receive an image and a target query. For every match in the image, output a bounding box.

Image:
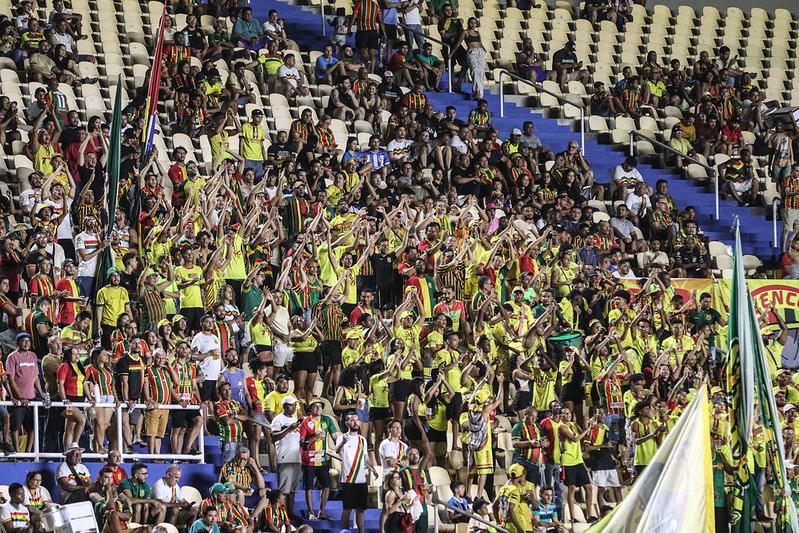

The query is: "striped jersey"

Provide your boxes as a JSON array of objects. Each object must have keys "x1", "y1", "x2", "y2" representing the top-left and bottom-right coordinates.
[
  {"x1": 784, "y1": 175, "x2": 799, "y2": 210},
  {"x1": 85, "y1": 364, "x2": 115, "y2": 396},
  {"x1": 352, "y1": 0, "x2": 382, "y2": 31},
  {"x1": 312, "y1": 301, "x2": 345, "y2": 342},
  {"x1": 215, "y1": 399, "x2": 245, "y2": 442},
  {"x1": 172, "y1": 360, "x2": 198, "y2": 403},
  {"x1": 468, "y1": 109, "x2": 492, "y2": 126},
  {"x1": 220, "y1": 460, "x2": 253, "y2": 487},
  {"x1": 139, "y1": 287, "x2": 167, "y2": 325},
  {"x1": 145, "y1": 365, "x2": 172, "y2": 404}
]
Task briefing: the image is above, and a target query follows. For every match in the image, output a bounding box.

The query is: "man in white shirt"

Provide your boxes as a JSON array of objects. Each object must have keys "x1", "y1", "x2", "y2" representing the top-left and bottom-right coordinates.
[
  {"x1": 336, "y1": 413, "x2": 379, "y2": 533},
  {"x1": 56, "y1": 443, "x2": 92, "y2": 504},
  {"x1": 612, "y1": 258, "x2": 636, "y2": 280},
  {"x1": 402, "y1": 0, "x2": 424, "y2": 52},
  {"x1": 18, "y1": 171, "x2": 42, "y2": 219},
  {"x1": 75, "y1": 214, "x2": 104, "y2": 297},
  {"x1": 1, "y1": 483, "x2": 29, "y2": 532},
  {"x1": 271, "y1": 396, "x2": 303, "y2": 521},
  {"x1": 378, "y1": 419, "x2": 408, "y2": 484},
  {"x1": 386, "y1": 126, "x2": 416, "y2": 165},
  {"x1": 610, "y1": 204, "x2": 643, "y2": 253},
  {"x1": 449, "y1": 124, "x2": 473, "y2": 156},
  {"x1": 152, "y1": 465, "x2": 197, "y2": 525},
  {"x1": 276, "y1": 54, "x2": 309, "y2": 98},
  {"x1": 610, "y1": 155, "x2": 645, "y2": 200},
  {"x1": 264, "y1": 288, "x2": 292, "y2": 376},
  {"x1": 624, "y1": 181, "x2": 652, "y2": 227},
  {"x1": 191, "y1": 315, "x2": 222, "y2": 416}
]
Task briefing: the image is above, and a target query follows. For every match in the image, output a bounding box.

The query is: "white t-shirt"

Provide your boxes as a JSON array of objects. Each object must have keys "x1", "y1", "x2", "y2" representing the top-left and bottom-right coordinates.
[
  {"x1": 610, "y1": 217, "x2": 635, "y2": 239},
  {"x1": 625, "y1": 191, "x2": 651, "y2": 217},
  {"x1": 75, "y1": 231, "x2": 101, "y2": 277},
  {"x1": 378, "y1": 437, "x2": 408, "y2": 479},
  {"x1": 0, "y1": 502, "x2": 29, "y2": 529},
  {"x1": 336, "y1": 433, "x2": 370, "y2": 484},
  {"x1": 262, "y1": 20, "x2": 283, "y2": 35},
  {"x1": 266, "y1": 305, "x2": 290, "y2": 343},
  {"x1": 191, "y1": 332, "x2": 222, "y2": 380},
  {"x1": 276, "y1": 65, "x2": 300, "y2": 89},
  {"x1": 22, "y1": 485, "x2": 52, "y2": 509},
  {"x1": 386, "y1": 138, "x2": 413, "y2": 158},
  {"x1": 51, "y1": 31, "x2": 74, "y2": 53},
  {"x1": 55, "y1": 461, "x2": 92, "y2": 503},
  {"x1": 611, "y1": 164, "x2": 643, "y2": 185},
  {"x1": 449, "y1": 135, "x2": 469, "y2": 155},
  {"x1": 19, "y1": 188, "x2": 40, "y2": 213},
  {"x1": 44, "y1": 197, "x2": 74, "y2": 240},
  {"x1": 151, "y1": 478, "x2": 185, "y2": 503},
  {"x1": 271, "y1": 413, "x2": 302, "y2": 464},
  {"x1": 403, "y1": 0, "x2": 422, "y2": 25}
]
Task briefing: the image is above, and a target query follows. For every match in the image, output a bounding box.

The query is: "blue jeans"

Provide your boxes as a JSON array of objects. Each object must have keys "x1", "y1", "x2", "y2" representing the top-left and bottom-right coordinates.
[
  {"x1": 76, "y1": 276, "x2": 95, "y2": 298},
  {"x1": 604, "y1": 413, "x2": 626, "y2": 444},
  {"x1": 221, "y1": 440, "x2": 245, "y2": 463},
  {"x1": 543, "y1": 463, "x2": 564, "y2": 516}
]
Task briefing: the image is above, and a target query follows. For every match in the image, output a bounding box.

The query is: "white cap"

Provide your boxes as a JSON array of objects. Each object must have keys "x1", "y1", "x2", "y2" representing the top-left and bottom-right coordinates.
[
  {"x1": 785, "y1": 403, "x2": 797, "y2": 412},
  {"x1": 511, "y1": 128, "x2": 522, "y2": 135},
  {"x1": 282, "y1": 396, "x2": 299, "y2": 406}
]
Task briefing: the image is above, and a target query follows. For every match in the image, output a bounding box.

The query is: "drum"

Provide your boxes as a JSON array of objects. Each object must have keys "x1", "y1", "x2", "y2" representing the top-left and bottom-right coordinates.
[{"x1": 549, "y1": 331, "x2": 583, "y2": 362}]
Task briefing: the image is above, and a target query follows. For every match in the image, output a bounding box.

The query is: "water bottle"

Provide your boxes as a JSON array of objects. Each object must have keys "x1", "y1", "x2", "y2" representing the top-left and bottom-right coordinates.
[
  {"x1": 379, "y1": 40, "x2": 387, "y2": 69},
  {"x1": 184, "y1": 33, "x2": 189, "y2": 47}
]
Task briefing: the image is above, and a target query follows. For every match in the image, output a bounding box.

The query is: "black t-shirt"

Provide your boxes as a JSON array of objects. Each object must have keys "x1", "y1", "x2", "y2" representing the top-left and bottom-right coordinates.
[
  {"x1": 267, "y1": 142, "x2": 296, "y2": 162},
  {"x1": 417, "y1": 114, "x2": 440, "y2": 138},
  {"x1": 439, "y1": 117, "x2": 465, "y2": 136},
  {"x1": 60, "y1": 126, "x2": 79, "y2": 150},
  {"x1": 675, "y1": 246, "x2": 703, "y2": 266},
  {"x1": 451, "y1": 165, "x2": 475, "y2": 184},
  {"x1": 378, "y1": 82, "x2": 401, "y2": 104},
  {"x1": 552, "y1": 49, "x2": 578, "y2": 70},
  {"x1": 183, "y1": 27, "x2": 205, "y2": 50},
  {"x1": 378, "y1": 186, "x2": 401, "y2": 208},
  {"x1": 115, "y1": 354, "x2": 145, "y2": 400}
]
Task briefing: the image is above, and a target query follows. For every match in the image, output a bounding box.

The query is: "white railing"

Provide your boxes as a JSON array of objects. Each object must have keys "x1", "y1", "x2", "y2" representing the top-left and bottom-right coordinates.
[
  {"x1": 432, "y1": 496, "x2": 510, "y2": 533},
  {"x1": 628, "y1": 130, "x2": 720, "y2": 220},
  {"x1": 320, "y1": 0, "x2": 326, "y2": 36},
  {"x1": 0, "y1": 401, "x2": 205, "y2": 463},
  {"x1": 497, "y1": 69, "x2": 585, "y2": 155},
  {"x1": 398, "y1": 23, "x2": 452, "y2": 93},
  {"x1": 774, "y1": 196, "x2": 781, "y2": 249}
]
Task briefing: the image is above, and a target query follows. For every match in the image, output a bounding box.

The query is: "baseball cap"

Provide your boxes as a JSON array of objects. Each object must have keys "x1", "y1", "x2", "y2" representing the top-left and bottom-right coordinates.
[
  {"x1": 276, "y1": 373, "x2": 291, "y2": 383},
  {"x1": 400, "y1": 311, "x2": 414, "y2": 319},
  {"x1": 210, "y1": 483, "x2": 227, "y2": 495},
  {"x1": 282, "y1": 396, "x2": 299, "y2": 406},
  {"x1": 172, "y1": 314, "x2": 186, "y2": 324},
  {"x1": 106, "y1": 267, "x2": 119, "y2": 276},
  {"x1": 565, "y1": 41, "x2": 576, "y2": 50},
  {"x1": 157, "y1": 319, "x2": 171, "y2": 328},
  {"x1": 510, "y1": 128, "x2": 522, "y2": 136},
  {"x1": 15, "y1": 332, "x2": 32, "y2": 341},
  {"x1": 308, "y1": 397, "x2": 324, "y2": 408},
  {"x1": 383, "y1": 70, "x2": 394, "y2": 77},
  {"x1": 292, "y1": 181, "x2": 304, "y2": 189},
  {"x1": 473, "y1": 390, "x2": 489, "y2": 406},
  {"x1": 512, "y1": 286, "x2": 524, "y2": 293},
  {"x1": 346, "y1": 329, "x2": 362, "y2": 340},
  {"x1": 785, "y1": 404, "x2": 797, "y2": 412},
  {"x1": 251, "y1": 108, "x2": 264, "y2": 116},
  {"x1": 62, "y1": 258, "x2": 75, "y2": 268},
  {"x1": 761, "y1": 326, "x2": 775, "y2": 335},
  {"x1": 508, "y1": 463, "x2": 525, "y2": 479},
  {"x1": 673, "y1": 125, "x2": 682, "y2": 132}
]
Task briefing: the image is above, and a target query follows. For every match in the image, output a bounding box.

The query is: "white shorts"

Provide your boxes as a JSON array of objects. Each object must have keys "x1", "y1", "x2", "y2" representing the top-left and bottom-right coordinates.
[
  {"x1": 591, "y1": 469, "x2": 621, "y2": 488},
  {"x1": 727, "y1": 179, "x2": 753, "y2": 193},
  {"x1": 273, "y1": 342, "x2": 294, "y2": 367},
  {"x1": 567, "y1": 70, "x2": 582, "y2": 82}
]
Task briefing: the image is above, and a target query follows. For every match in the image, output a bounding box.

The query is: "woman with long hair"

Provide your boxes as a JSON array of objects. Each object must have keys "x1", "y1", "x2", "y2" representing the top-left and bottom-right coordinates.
[
  {"x1": 332, "y1": 365, "x2": 361, "y2": 424},
  {"x1": 290, "y1": 315, "x2": 323, "y2": 404},
  {"x1": 631, "y1": 400, "x2": 664, "y2": 481},
  {"x1": 368, "y1": 356, "x2": 401, "y2": 444},
  {"x1": 404, "y1": 376, "x2": 435, "y2": 467},
  {"x1": 84, "y1": 348, "x2": 118, "y2": 453},
  {"x1": 216, "y1": 284, "x2": 240, "y2": 321},
  {"x1": 558, "y1": 406, "x2": 595, "y2": 522},
  {"x1": 56, "y1": 347, "x2": 88, "y2": 451},
  {"x1": 382, "y1": 471, "x2": 409, "y2": 533}
]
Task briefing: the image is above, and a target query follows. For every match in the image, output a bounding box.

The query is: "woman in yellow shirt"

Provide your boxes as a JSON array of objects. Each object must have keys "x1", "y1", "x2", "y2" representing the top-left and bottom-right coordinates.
[
  {"x1": 631, "y1": 400, "x2": 665, "y2": 480},
  {"x1": 368, "y1": 356, "x2": 401, "y2": 444},
  {"x1": 558, "y1": 407, "x2": 595, "y2": 522},
  {"x1": 550, "y1": 248, "x2": 577, "y2": 299},
  {"x1": 387, "y1": 339, "x2": 423, "y2": 425},
  {"x1": 290, "y1": 315, "x2": 324, "y2": 404}
]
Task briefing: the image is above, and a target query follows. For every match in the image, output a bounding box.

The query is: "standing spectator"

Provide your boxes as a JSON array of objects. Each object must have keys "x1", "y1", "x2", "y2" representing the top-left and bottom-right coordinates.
[
  {"x1": 215, "y1": 381, "x2": 248, "y2": 463},
  {"x1": 74, "y1": 214, "x2": 104, "y2": 297},
  {"x1": 143, "y1": 349, "x2": 183, "y2": 456},
  {"x1": 96, "y1": 268, "x2": 132, "y2": 349},
  {"x1": 299, "y1": 397, "x2": 339, "y2": 521},
  {"x1": 170, "y1": 341, "x2": 203, "y2": 456},
  {"x1": 192, "y1": 314, "x2": 221, "y2": 421},
  {"x1": 240, "y1": 109, "x2": 267, "y2": 179},
  {"x1": 56, "y1": 443, "x2": 91, "y2": 504},
  {"x1": 151, "y1": 466, "x2": 198, "y2": 525},
  {"x1": 6, "y1": 333, "x2": 46, "y2": 453},
  {"x1": 348, "y1": 0, "x2": 387, "y2": 74},
  {"x1": 769, "y1": 121, "x2": 796, "y2": 185},
  {"x1": 55, "y1": 347, "x2": 87, "y2": 451},
  {"x1": 780, "y1": 164, "x2": 799, "y2": 250},
  {"x1": 398, "y1": 447, "x2": 433, "y2": 533},
  {"x1": 336, "y1": 412, "x2": 379, "y2": 533},
  {"x1": 511, "y1": 406, "x2": 546, "y2": 487},
  {"x1": 271, "y1": 396, "x2": 302, "y2": 521}
]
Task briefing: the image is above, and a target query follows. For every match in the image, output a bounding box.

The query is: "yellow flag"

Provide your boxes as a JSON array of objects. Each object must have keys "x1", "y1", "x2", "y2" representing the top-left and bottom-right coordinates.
[{"x1": 590, "y1": 386, "x2": 715, "y2": 532}]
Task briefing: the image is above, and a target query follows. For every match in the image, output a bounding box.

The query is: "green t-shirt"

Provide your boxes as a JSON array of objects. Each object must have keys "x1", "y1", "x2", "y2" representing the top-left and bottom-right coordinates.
[
  {"x1": 242, "y1": 283, "x2": 263, "y2": 321},
  {"x1": 414, "y1": 53, "x2": 440, "y2": 66},
  {"x1": 688, "y1": 308, "x2": 722, "y2": 343},
  {"x1": 118, "y1": 478, "x2": 151, "y2": 500}
]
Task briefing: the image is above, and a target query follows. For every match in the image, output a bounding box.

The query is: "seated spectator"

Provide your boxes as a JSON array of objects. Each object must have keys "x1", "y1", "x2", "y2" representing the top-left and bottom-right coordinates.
[
  {"x1": 625, "y1": 180, "x2": 652, "y2": 227},
  {"x1": 667, "y1": 125, "x2": 695, "y2": 170},
  {"x1": 610, "y1": 205, "x2": 645, "y2": 253},
  {"x1": 671, "y1": 238, "x2": 710, "y2": 278},
  {"x1": 326, "y1": 78, "x2": 364, "y2": 122},
  {"x1": 414, "y1": 42, "x2": 445, "y2": 92},
  {"x1": 118, "y1": 463, "x2": 166, "y2": 526},
  {"x1": 610, "y1": 156, "x2": 644, "y2": 200},
  {"x1": 152, "y1": 466, "x2": 198, "y2": 525},
  {"x1": 718, "y1": 115, "x2": 748, "y2": 157},
  {"x1": 314, "y1": 44, "x2": 339, "y2": 86},
  {"x1": 590, "y1": 81, "x2": 621, "y2": 118},
  {"x1": 388, "y1": 42, "x2": 422, "y2": 88},
  {"x1": 22, "y1": 471, "x2": 52, "y2": 516},
  {"x1": 2, "y1": 483, "x2": 30, "y2": 533},
  {"x1": 516, "y1": 38, "x2": 555, "y2": 84},
  {"x1": 226, "y1": 61, "x2": 258, "y2": 106},
  {"x1": 261, "y1": 10, "x2": 297, "y2": 51},
  {"x1": 720, "y1": 149, "x2": 760, "y2": 207},
  {"x1": 614, "y1": 76, "x2": 652, "y2": 119},
  {"x1": 552, "y1": 41, "x2": 589, "y2": 92},
  {"x1": 696, "y1": 115, "x2": 721, "y2": 159},
  {"x1": 232, "y1": 7, "x2": 269, "y2": 51},
  {"x1": 641, "y1": 70, "x2": 667, "y2": 109},
  {"x1": 189, "y1": 506, "x2": 220, "y2": 533},
  {"x1": 56, "y1": 442, "x2": 92, "y2": 504},
  {"x1": 583, "y1": 0, "x2": 617, "y2": 25},
  {"x1": 275, "y1": 54, "x2": 309, "y2": 99}
]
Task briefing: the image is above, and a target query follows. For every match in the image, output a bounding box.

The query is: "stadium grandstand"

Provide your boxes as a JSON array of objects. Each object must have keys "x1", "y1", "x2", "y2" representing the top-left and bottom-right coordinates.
[{"x1": 0, "y1": 0, "x2": 795, "y2": 531}]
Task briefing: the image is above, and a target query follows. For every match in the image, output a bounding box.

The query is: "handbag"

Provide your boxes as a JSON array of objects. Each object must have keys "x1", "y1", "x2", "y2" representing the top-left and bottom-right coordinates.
[{"x1": 385, "y1": 511, "x2": 413, "y2": 533}]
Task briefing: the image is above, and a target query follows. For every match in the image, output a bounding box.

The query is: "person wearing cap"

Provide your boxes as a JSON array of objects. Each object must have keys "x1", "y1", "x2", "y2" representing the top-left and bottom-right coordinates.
[
  {"x1": 54, "y1": 443, "x2": 92, "y2": 504},
  {"x1": 95, "y1": 265, "x2": 130, "y2": 347},
  {"x1": 495, "y1": 462, "x2": 534, "y2": 533},
  {"x1": 54, "y1": 257, "x2": 84, "y2": 328},
  {"x1": 298, "y1": 397, "x2": 338, "y2": 520},
  {"x1": 552, "y1": 40, "x2": 589, "y2": 92},
  {"x1": 239, "y1": 108, "x2": 267, "y2": 179},
  {"x1": 271, "y1": 394, "x2": 302, "y2": 521},
  {"x1": 667, "y1": 123, "x2": 696, "y2": 170}
]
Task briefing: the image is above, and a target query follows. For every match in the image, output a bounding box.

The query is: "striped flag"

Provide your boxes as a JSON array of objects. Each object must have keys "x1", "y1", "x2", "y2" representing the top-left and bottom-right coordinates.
[
  {"x1": 96, "y1": 79, "x2": 123, "y2": 294},
  {"x1": 726, "y1": 221, "x2": 798, "y2": 533},
  {"x1": 140, "y1": 1, "x2": 168, "y2": 163},
  {"x1": 589, "y1": 386, "x2": 715, "y2": 532}
]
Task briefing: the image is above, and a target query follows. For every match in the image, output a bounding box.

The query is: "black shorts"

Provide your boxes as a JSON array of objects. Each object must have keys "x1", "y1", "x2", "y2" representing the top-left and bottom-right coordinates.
[
  {"x1": 563, "y1": 464, "x2": 591, "y2": 487},
  {"x1": 512, "y1": 389, "x2": 533, "y2": 413},
  {"x1": 181, "y1": 307, "x2": 204, "y2": 332},
  {"x1": 369, "y1": 407, "x2": 390, "y2": 421},
  {"x1": 340, "y1": 482, "x2": 368, "y2": 510},
  {"x1": 200, "y1": 380, "x2": 217, "y2": 402},
  {"x1": 405, "y1": 419, "x2": 424, "y2": 442},
  {"x1": 389, "y1": 379, "x2": 412, "y2": 403},
  {"x1": 293, "y1": 351, "x2": 319, "y2": 374},
  {"x1": 512, "y1": 458, "x2": 542, "y2": 486},
  {"x1": 10, "y1": 405, "x2": 34, "y2": 432},
  {"x1": 171, "y1": 407, "x2": 201, "y2": 429},
  {"x1": 428, "y1": 428, "x2": 447, "y2": 443},
  {"x1": 355, "y1": 30, "x2": 379, "y2": 51},
  {"x1": 445, "y1": 392, "x2": 462, "y2": 420},
  {"x1": 384, "y1": 24, "x2": 397, "y2": 41},
  {"x1": 302, "y1": 464, "x2": 331, "y2": 490},
  {"x1": 320, "y1": 341, "x2": 342, "y2": 369}
]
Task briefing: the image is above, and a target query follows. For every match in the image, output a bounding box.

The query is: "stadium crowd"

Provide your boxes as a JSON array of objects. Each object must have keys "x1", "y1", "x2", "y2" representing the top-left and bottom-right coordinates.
[{"x1": 0, "y1": 0, "x2": 795, "y2": 533}]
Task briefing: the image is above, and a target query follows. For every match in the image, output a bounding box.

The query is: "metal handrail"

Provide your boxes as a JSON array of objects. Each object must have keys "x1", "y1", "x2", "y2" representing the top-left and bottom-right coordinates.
[
  {"x1": 0, "y1": 400, "x2": 205, "y2": 463},
  {"x1": 398, "y1": 23, "x2": 452, "y2": 93},
  {"x1": 774, "y1": 196, "x2": 781, "y2": 249},
  {"x1": 321, "y1": 0, "x2": 326, "y2": 36},
  {"x1": 628, "y1": 130, "x2": 720, "y2": 220},
  {"x1": 432, "y1": 496, "x2": 510, "y2": 533},
  {"x1": 497, "y1": 69, "x2": 585, "y2": 155}
]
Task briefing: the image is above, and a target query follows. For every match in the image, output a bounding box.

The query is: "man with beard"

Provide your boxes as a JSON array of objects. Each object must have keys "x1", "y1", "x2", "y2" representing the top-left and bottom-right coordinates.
[
  {"x1": 112, "y1": 206, "x2": 138, "y2": 251},
  {"x1": 266, "y1": 130, "x2": 296, "y2": 168},
  {"x1": 96, "y1": 268, "x2": 132, "y2": 349},
  {"x1": 191, "y1": 314, "x2": 222, "y2": 426},
  {"x1": 116, "y1": 335, "x2": 146, "y2": 450},
  {"x1": 336, "y1": 412, "x2": 379, "y2": 533},
  {"x1": 398, "y1": 447, "x2": 433, "y2": 533}
]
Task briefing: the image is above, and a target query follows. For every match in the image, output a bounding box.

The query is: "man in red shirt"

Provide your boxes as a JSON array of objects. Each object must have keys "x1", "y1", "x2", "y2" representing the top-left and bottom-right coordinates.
[
  {"x1": 55, "y1": 258, "x2": 86, "y2": 328},
  {"x1": 417, "y1": 221, "x2": 444, "y2": 270},
  {"x1": 167, "y1": 147, "x2": 188, "y2": 207},
  {"x1": 433, "y1": 285, "x2": 469, "y2": 336}
]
